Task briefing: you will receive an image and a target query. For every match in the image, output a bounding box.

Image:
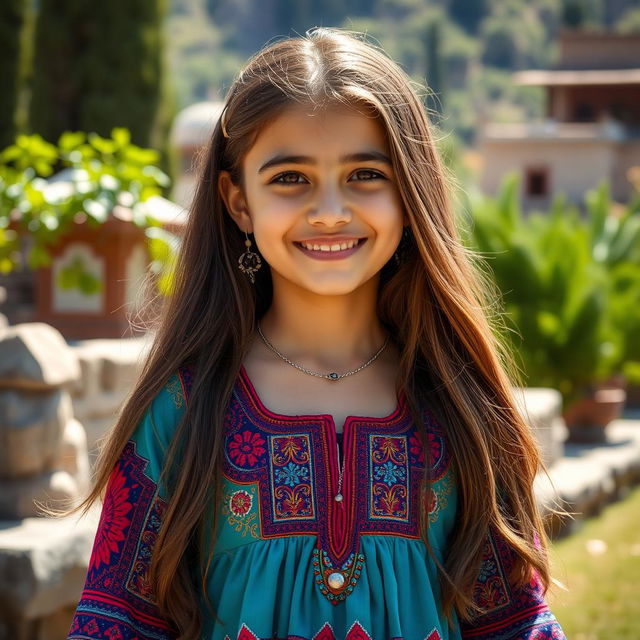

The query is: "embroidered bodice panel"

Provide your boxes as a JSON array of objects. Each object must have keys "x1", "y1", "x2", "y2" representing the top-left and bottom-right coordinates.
[
  {"x1": 67, "y1": 366, "x2": 566, "y2": 640},
  {"x1": 209, "y1": 365, "x2": 457, "y2": 603}
]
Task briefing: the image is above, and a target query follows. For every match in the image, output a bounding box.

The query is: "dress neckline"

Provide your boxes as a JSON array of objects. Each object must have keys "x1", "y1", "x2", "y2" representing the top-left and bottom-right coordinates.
[{"x1": 237, "y1": 363, "x2": 409, "y2": 430}]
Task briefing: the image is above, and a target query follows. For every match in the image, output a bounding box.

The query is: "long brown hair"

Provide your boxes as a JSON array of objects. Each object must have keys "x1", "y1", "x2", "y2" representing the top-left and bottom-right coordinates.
[{"x1": 70, "y1": 28, "x2": 551, "y2": 638}]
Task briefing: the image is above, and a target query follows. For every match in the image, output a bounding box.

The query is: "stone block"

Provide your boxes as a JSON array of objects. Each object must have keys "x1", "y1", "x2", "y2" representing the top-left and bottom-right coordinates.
[
  {"x1": 0, "y1": 471, "x2": 80, "y2": 519},
  {"x1": 0, "y1": 323, "x2": 81, "y2": 390},
  {"x1": 57, "y1": 419, "x2": 90, "y2": 494},
  {"x1": 0, "y1": 511, "x2": 98, "y2": 622},
  {"x1": 515, "y1": 387, "x2": 564, "y2": 467},
  {"x1": 0, "y1": 389, "x2": 73, "y2": 479}
]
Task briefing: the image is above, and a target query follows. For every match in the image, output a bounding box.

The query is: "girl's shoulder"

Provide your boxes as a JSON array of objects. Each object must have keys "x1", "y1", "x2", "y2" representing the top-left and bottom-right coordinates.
[{"x1": 126, "y1": 363, "x2": 196, "y2": 492}]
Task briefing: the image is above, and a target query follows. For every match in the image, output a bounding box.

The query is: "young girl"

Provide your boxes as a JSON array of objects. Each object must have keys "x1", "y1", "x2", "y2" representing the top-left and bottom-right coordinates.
[{"x1": 67, "y1": 28, "x2": 566, "y2": 640}]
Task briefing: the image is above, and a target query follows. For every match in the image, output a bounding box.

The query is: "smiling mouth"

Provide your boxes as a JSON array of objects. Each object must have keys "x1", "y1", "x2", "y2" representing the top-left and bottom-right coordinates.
[{"x1": 294, "y1": 238, "x2": 366, "y2": 253}]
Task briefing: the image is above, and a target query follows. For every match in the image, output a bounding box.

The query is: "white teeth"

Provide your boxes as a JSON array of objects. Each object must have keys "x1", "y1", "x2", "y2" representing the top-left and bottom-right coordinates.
[{"x1": 300, "y1": 239, "x2": 360, "y2": 252}]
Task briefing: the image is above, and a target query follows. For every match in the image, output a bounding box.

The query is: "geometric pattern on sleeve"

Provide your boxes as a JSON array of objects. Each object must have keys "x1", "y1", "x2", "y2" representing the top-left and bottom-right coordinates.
[
  {"x1": 460, "y1": 528, "x2": 566, "y2": 640},
  {"x1": 67, "y1": 441, "x2": 176, "y2": 640}
]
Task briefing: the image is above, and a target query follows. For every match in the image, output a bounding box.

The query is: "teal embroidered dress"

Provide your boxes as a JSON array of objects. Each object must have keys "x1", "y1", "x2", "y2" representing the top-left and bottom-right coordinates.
[{"x1": 67, "y1": 365, "x2": 566, "y2": 640}]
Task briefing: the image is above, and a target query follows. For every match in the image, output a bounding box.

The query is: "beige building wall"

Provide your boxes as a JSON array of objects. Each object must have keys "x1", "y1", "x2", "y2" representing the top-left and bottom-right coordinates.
[{"x1": 480, "y1": 136, "x2": 618, "y2": 209}]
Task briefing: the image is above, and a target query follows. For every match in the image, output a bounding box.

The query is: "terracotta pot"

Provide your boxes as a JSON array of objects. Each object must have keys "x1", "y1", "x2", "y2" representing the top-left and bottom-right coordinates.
[{"x1": 563, "y1": 384, "x2": 627, "y2": 443}]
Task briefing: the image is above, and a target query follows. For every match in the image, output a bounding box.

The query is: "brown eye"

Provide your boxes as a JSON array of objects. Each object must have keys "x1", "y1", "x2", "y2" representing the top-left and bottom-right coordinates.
[
  {"x1": 351, "y1": 169, "x2": 386, "y2": 181},
  {"x1": 272, "y1": 172, "x2": 307, "y2": 184}
]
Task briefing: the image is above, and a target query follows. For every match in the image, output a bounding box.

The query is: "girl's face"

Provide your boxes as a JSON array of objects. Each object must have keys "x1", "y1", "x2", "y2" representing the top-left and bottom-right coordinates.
[{"x1": 219, "y1": 103, "x2": 407, "y2": 297}]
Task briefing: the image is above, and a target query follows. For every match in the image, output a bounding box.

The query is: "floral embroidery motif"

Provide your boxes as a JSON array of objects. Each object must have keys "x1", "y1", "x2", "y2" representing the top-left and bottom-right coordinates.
[
  {"x1": 369, "y1": 435, "x2": 410, "y2": 521},
  {"x1": 68, "y1": 441, "x2": 175, "y2": 639},
  {"x1": 229, "y1": 430, "x2": 267, "y2": 468},
  {"x1": 472, "y1": 533, "x2": 511, "y2": 612},
  {"x1": 429, "y1": 470, "x2": 454, "y2": 524},
  {"x1": 90, "y1": 466, "x2": 134, "y2": 572},
  {"x1": 275, "y1": 461, "x2": 310, "y2": 487},
  {"x1": 270, "y1": 434, "x2": 315, "y2": 520},
  {"x1": 222, "y1": 486, "x2": 259, "y2": 538},
  {"x1": 229, "y1": 490, "x2": 253, "y2": 516},
  {"x1": 224, "y1": 622, "x2": 443, "y2": 640}
]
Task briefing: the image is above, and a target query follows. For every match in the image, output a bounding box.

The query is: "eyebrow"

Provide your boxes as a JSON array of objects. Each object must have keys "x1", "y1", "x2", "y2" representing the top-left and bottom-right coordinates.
[{"x1": 257, "y1": 151, "x2": 393, "y2": 173}]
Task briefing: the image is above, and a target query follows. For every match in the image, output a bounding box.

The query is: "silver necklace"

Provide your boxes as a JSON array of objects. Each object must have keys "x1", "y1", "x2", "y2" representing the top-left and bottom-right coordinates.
[
  {"x1": 256, "y1": 322, "x2": 389, "y2": 381},
  {"x1": 335, "y1": 437, "x2": 345, "y2": 503}
]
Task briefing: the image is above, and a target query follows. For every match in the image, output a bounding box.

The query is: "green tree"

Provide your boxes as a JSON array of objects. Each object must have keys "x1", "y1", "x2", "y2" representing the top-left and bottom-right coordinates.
[
  {"x1": 29, "y1": 0, "x2": 170, "y2": 152},
  {"x1": 0, "y1": 0, "x2": 27, "y2": 149},
  {"x1": 448, "y1": 0, "x2": 488, "y2": 34},
  {"x1": 562, "y1": 0, "x2": 604, "y2": 28},
  {"x1": 423, "y1": 18, "x2": 446, "y2": 117}
]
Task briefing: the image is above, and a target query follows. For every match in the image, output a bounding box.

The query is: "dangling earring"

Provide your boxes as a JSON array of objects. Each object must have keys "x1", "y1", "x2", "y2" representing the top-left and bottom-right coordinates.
[{"x1": 238, "y1": 230, "x2": 262, "y2": 284}]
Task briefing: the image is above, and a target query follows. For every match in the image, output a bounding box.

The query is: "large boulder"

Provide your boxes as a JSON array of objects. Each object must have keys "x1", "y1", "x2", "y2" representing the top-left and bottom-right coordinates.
[
  {"x1": 0, "y1": 323, "x2": 81, "y2": 390},
  {"x1": 0, "y1": 389, "x2": 73, "y2": 479}
]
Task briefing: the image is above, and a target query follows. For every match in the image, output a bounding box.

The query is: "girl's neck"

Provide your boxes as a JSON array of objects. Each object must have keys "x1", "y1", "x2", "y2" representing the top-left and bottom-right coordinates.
[{"x1": 258, "y1": 274, "x2": 388, "y2": 374}]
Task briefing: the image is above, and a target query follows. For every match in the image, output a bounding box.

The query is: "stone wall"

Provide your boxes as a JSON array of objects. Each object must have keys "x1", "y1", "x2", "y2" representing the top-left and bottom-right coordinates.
[{"x1": 0, "y1": 323, "x2": 149, "y2": 639}]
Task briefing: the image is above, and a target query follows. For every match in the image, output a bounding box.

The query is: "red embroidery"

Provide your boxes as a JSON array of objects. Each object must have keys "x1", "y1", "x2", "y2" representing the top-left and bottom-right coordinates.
[
  {"x1": 229, "y1": 490, "x2": 253, "y2": 517},
  {"x1": 90, "y1": 466, "x2": 134, "y2": 572},
  {"x1": 229, "y1": 430, "x2": 267, "y2": 467},
  {"x1": 225, "y1": 621, "x2": 441, "y2": 639}
]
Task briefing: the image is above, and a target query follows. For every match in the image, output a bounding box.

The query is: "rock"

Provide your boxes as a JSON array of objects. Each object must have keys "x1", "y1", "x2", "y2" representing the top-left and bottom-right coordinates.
[
  {"x1": 0, "y1": 510, "x2": 99, "y2": 622},
  {"x1": 0, "y1": 471, "x2": 81, "y2": 520},
  {"x1": 515, "y1": 387, "x2": 564, "y2": 467},
  {"x1": 0, "y1": 389, "x2": 73, "y2": 479},
  {"x1": 0, "y1": 323, "x2": 81, "y2": 390},
  {"x1": 57, "y1": 419, "x2": 90, "y2": 494}
]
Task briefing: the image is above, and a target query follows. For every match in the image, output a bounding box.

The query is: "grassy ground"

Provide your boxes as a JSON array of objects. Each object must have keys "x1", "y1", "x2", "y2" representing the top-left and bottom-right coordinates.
[{"x1": 546, "y1": 484, "x2": 640, "y2": 639}]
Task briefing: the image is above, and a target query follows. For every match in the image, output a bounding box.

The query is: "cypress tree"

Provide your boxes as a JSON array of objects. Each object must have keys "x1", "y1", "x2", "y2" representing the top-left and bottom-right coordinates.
[
  {"x1": 424, "y1": 19, "x2": 446, "y2": 119},
  {"x1": 29, "y1": 0, "x2": 169, "y2": 150},
  {"x1": 448, "y1": 0, "x2": 488, "y2": 34},
  {"x1": 0, "y1": 0, "x2": 27, "y2": 149}
]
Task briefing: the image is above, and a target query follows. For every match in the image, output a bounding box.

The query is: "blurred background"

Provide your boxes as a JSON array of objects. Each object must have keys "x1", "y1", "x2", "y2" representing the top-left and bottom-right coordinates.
[{"x1": 0, "y1": 1, "x2": 639, "y2": 639}]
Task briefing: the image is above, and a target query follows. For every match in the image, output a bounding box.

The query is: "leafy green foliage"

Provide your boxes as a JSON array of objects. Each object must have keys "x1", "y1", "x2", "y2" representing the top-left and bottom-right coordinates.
[
  {"x1": 0, "y1": 128, "x2": 176, "y2": 295},
  {"x1": 463, "y1": 174, "x2": 640, "y2": 405}
]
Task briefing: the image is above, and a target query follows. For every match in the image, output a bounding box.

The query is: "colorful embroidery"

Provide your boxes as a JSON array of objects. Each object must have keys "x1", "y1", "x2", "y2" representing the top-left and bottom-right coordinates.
[
  {"x1": 67, "y1": 441, "x2": 175, "y2": 639},
  {"x1": 165, "y1": 373, "x2": 184, "y2": 409},
  {"x1": 126, "y1": 494, "x2": 167, "y2": 602},
  {"x1": 89, "y1": 465, "x2": 134, "y2": 572},
  {"x1": 222, "y1": 486, "x2": 260, "y2": 539},
  {"x1": 312, "y1": 548, "x2": 365, "y2": 604},
  {"x1": 225, "y1": 622, "x2": 443, "y2": 640},
  {"x1": 229, "y1": 430, "x2": 268, "y2": 468},
  {"x1": 428, "y1": 470, "x2": 454, "y2": 524},
  {"x1": 369, "y1": 435, "x2": 409, "y2": 521},
  {"x1": 270, "y1": 434, "x2": 315, "y2": 520},
  {"x1": 461, "y1": 528, "x2": 565, "y2": 639}
]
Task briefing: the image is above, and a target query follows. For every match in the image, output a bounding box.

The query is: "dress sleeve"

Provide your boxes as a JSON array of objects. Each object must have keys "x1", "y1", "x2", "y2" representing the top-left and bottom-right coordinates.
[
  {"x1": 67, "y1": 370, "x2": 191, "y2": 640},
  {"x1": 460, "y1": 527, "x2": 566, "y2": 640}
]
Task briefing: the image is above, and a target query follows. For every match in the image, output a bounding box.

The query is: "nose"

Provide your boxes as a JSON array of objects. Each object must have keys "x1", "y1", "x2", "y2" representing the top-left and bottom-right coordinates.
[{"x1": 307, "y1": 183, "x2": 351, "y2": 227}]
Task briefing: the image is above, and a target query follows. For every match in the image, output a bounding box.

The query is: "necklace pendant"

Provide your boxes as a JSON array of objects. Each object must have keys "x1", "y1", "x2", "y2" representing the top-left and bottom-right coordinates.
[
  {"x1": 328, "y1": 372, "x2": 339, "y2": 380},
  {"x1": 334, "y1": 493, "x2": 343, "y2": 502}
]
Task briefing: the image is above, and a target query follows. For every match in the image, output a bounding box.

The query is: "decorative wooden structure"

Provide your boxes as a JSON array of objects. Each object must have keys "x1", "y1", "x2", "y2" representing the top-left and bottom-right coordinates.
[{"x1": 29, "y1": 180, "x2": 186, "y2": 340}]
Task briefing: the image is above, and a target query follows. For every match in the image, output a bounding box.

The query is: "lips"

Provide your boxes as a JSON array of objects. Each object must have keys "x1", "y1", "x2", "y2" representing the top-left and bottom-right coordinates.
[
  {"x1": 294, "y1": 237, "x2": 367, "y2": 260},
  {"x1": 294, "y1": 238, "x2": 365, "y2": 252}
]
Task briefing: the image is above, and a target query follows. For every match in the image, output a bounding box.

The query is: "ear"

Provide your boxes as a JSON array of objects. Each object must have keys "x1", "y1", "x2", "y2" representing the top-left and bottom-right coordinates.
[{"x1": 218, "y1": 171, "x2": 253, "y2": 234}]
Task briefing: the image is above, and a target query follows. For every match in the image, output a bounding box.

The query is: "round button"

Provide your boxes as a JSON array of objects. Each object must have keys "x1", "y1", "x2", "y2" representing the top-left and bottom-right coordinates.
[{"x1": 327, "y1": 572, "x2": 345, "y2": 589}]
